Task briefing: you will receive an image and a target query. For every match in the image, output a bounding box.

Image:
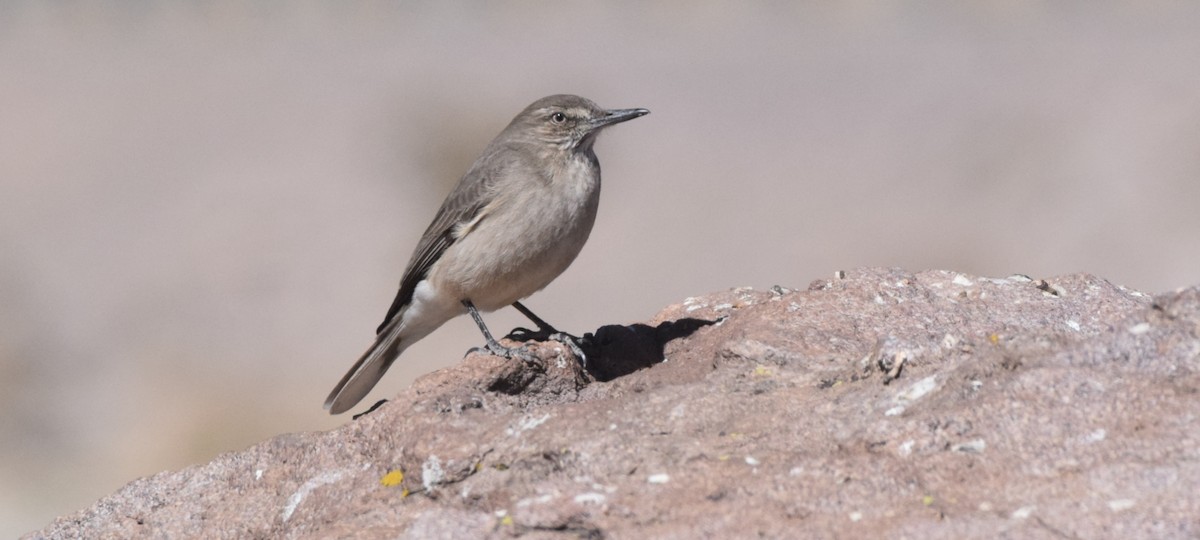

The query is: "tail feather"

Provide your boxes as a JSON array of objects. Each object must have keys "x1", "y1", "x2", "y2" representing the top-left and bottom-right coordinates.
[{"x1": 324, "y1": 319, "x2": 409, "y2": 414}]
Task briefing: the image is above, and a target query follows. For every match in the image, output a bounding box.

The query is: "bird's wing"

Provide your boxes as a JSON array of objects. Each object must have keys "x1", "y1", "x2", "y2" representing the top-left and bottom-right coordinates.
[{"x1": 375, "y1": 163, "x2": 499, "y2": 334}]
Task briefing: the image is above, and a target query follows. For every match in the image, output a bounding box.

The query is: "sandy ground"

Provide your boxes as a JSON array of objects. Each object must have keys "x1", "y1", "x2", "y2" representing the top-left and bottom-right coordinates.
[{"x1": 3, "y1": 2, "x2": 1199, "y2": 536}]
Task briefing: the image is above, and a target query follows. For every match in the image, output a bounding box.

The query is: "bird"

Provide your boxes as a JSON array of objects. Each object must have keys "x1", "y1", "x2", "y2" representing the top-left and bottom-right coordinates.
[{"x1": 324, "y1": 94, "x2": 649, "y2": 414}]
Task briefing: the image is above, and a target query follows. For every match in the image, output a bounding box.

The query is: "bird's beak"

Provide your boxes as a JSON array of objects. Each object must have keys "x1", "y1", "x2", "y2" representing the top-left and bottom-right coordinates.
[{"x1": 589, "y1": 108, "x2": 650, "y2": 130}]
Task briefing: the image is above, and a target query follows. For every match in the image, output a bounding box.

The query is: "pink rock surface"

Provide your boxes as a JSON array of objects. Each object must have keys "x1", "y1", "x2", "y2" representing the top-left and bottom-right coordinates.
[{"x1": 29, "y1": 268, "x2": 1200, "y2": 539}]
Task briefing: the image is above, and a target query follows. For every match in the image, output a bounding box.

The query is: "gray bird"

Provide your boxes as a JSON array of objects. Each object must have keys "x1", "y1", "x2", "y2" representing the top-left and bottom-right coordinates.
[{"x1": 325, "y1": 94, "x2": 649, "y2": 414}]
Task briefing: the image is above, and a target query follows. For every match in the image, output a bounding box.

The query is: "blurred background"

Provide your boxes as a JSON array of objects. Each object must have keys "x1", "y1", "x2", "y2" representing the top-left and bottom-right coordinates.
[{"x1": 2, "y1": 1, "x2": 1199, "y2": 535}]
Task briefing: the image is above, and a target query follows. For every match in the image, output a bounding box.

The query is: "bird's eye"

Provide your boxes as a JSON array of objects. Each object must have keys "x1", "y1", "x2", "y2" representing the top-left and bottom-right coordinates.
[{"x1": 550, "y1": 112, "x2": 567, "y2": 124}]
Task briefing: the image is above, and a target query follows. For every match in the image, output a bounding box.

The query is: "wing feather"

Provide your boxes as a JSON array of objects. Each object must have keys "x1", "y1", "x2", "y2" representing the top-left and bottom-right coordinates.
[{"x1": 374, "y1": 153, "x2": 505, "y2": 334}]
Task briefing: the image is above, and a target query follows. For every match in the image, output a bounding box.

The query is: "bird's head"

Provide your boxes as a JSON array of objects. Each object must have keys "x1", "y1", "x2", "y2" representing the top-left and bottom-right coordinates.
[{"x1": 506, "y1": 94, "x2": 649, "y2": 152}]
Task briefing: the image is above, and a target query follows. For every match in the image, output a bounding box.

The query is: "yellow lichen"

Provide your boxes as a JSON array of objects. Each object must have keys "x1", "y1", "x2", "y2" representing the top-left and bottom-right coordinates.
[{"x1": 380, "y1": 469, "x2": 404, "y2": 487}]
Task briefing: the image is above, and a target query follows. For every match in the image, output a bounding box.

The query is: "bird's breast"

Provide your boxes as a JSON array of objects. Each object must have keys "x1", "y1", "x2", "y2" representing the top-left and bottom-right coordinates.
[{"x1": 428, "y1": 153, "x2": 601, "y2": 310}]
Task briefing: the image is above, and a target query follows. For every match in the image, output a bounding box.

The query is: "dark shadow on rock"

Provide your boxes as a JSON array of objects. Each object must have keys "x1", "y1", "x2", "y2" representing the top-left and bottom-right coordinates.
[
  {"x1": 352, "y1": 399, "x2": 389, "y2": 420},
  {"x1": 581, "y1": 318, "x2": 717, "y2": 381}
]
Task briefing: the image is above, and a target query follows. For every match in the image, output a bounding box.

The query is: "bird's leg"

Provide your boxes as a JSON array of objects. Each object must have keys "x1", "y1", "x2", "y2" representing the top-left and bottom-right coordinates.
[
  {"x1": 462, "y1": 300, "x2": 536, "y2": 362},
  {"x1": 507, "y1": 301, "x2": 589, "y2": 366},
  {"x1": 507, "y1": 301, "x2": 561, "y2": 339}
]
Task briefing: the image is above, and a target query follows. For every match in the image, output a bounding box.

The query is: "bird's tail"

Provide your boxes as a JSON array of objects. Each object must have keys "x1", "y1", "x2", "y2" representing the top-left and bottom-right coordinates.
[{"x1": 324, "y1": 317, "x2": 411, "y2": 414}]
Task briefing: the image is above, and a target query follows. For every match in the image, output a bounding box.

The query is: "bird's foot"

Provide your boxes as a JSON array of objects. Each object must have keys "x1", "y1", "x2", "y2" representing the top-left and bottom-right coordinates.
[
  {"x1": 546, "y1": 331, "x2": 590, "y2": 368},
  {"x1": 466, "y1": 340, "x2": 538, "y2": 364},
  {"x1": 505, "y1": 325, "x2": 589, "y2": 366}
]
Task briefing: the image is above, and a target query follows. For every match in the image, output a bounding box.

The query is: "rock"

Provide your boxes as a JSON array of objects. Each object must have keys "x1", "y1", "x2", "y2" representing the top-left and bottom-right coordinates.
[{"x1": 27, "y1": 268, "x2": 1200, "y2": 539}]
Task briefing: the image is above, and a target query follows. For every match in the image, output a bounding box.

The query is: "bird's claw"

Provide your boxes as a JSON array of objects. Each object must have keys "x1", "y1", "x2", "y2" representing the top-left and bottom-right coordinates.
[
  {"x1": 504, "y1": 326, "x2": 545, "y2": 342},
  {"x1": 546, "y1": 332, "x2": 589, "y2": 367},
  {"x1": 469, "y1": 334, "x2": 585, "y2": 366},
  {"x1": 465, "y1": 340, "x2": 538, "y2": 364}
]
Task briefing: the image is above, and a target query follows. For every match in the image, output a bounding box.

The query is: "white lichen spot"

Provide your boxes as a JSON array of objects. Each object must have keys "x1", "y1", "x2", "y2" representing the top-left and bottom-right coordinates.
[
  {"x1": 952, "y1": 274, "x2": 974, "y2": 287},
  {"x1": 254, "y1": 469, "x2": 263, "y2": 481},
  {"x1": 899, "y1": 375, "x2": 938, "y2": 402},
  {"x1": 507, "y1": 413, "x2": 552, "y2": 436},
  {"x1": 516, "y1": 493, "x2": 555, "y2": 508},
  {"x1": 282, "y1": 470, "x2": 346, "y2": 523},
  {"x1": 1084, "y1": 428, "x2": 1107, "y2": 443},
  {"x1": 1128, "y1": 322, "x2": 1151, "y2": 335},
  {"x1": 952, "y1": 439, "x2": 987, "y2": 453},
  {"x1": 898, "y1": 440, "x2": 915, "y2": 457},
  {"x1": 885, "y1": 375, "x2": 939, "y2": 417},
  {"x1": 647, "y1": 473, "x2": 670, "y2": 484},
  {"x1": 609, "y1": 423, "x2": 617, "y2": 431},
  {"x1": 714, "y1": 303, "x2": 733, "y2": 311},
  {"x1": 686, "y1": 304, "x2": 704, "y2": 312},
  {"x1": 849, "y1": 511, "x2": 863, "y2": 522},
  {"x1": 574, "y1": 492, "x2": 607, "y2": 505},
  {"x1": 789, "y1": 467, "x2": 803, "y2": 477},
  {"x1": 1011, "y1": 506, "x2": 1035, "y2": 519},
  {"x1": 1066, "y1": 320, "x2": 1081, "y2": 332},
  {"x1": 874, "y1": 295, "x2": 886, "y2": 305},
  {"x1": 422, "y1": 455, "x2": 445, "y2": 492},
  {"x1": 787, "y1": 302, "x2": 801, "y2": 313},
  {"x1": 745, "y1": 456, "x2": 760, "y2": 466},
  {"x1": 941, "y1": 333, "x2": 960, "y2": 349},
  {"x1": 1108, "y1": 499, "x2": 1136, "y2": 512}
]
